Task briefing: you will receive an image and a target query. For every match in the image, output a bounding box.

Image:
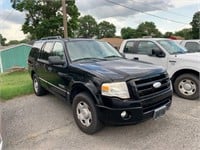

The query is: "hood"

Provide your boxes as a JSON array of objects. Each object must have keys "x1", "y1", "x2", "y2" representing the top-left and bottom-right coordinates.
[
  {"x1": 169, "y1": 52, "x2": 200, "y2": 63},
  {"x1": 71, "y1": 59, "x2": 165, "y2": 81}
]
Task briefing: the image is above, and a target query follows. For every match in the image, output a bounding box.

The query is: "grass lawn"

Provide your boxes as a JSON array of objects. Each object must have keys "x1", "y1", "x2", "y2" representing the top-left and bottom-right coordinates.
[{"x1": 0, "y1": 70, "x2": 33, "y2": 101}]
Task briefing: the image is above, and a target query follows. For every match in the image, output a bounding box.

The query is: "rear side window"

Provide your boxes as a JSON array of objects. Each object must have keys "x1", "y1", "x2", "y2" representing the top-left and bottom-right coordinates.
[
  {"x1": 29, "y1": 47, "x2": 39, "y2": 58},
  {"x1": 123, "y1": 41, "x2": 135, "y2": 53},
  {"x1": 39, "y1": 42, "x2": 54, "y2": 60},
  {"x1": 185, "y1": 42, "x2": 200, "y2": 52}
]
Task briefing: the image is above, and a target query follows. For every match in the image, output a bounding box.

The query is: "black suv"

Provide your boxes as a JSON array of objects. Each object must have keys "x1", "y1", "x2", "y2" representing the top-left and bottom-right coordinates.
[{"x1": 28, "y1": 37, "x2": 172, "y2": 134}]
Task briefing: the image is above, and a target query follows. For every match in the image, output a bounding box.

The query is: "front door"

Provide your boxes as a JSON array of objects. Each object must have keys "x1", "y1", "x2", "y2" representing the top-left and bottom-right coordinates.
[
  {"x1": 46, "y1": 41, "x2": 69, "y2": 97},
  {"x1": 123, "y1": 40, "x2": 168, "y2": 69},
  {"x1": 37, "y1": 41, "x2": 68, "y2": 97}
]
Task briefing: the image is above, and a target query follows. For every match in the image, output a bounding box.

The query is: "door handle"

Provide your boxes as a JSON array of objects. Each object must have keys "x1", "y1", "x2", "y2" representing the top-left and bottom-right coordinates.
[
  {"x1": 133, "y1": 57, "x2": 139, "y2": 60},
  {"x1": 47, "y1": 66, "x2": 53, "y2": 72}
]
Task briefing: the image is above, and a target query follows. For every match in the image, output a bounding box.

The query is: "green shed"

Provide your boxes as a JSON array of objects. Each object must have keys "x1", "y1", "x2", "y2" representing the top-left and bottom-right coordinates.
[{"x1": 0, "y1": 44, "x2": 32, "y2": 73}]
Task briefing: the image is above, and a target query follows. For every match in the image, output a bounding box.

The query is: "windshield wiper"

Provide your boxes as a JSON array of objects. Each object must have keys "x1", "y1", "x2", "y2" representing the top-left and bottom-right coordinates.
[
  {"x1": 73, "y1": 57, "x2": 106, "y2": 62},
  {"x1": 104, "y1": 55, "x2": 122, "y2": 59},
  {"x1": 171, "y1": 51, "x2": 186, "y2": 54}
]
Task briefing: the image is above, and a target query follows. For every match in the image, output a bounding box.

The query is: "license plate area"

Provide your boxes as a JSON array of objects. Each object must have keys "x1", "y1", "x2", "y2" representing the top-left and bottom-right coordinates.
[{"x1": 153, "y1": 105, "x2": 167, "y2": 119}]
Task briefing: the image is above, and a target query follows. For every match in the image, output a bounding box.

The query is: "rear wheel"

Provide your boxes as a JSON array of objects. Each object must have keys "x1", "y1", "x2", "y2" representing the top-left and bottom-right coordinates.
[
  {"x1": 32, "y1": 74, "x2": 46, "y2": 96},
  {"x1": 174, "y1": 74, "x2": 199, "y2": 100},
  {"x1": 72, "y1": 92, "x2": 103, "y2": 134}
]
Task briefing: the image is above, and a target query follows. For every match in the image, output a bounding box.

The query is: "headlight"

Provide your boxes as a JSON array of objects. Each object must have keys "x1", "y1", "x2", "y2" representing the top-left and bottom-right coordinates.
[{"x1": 101, "y1": 82, "x2": 130, "y2": 99}]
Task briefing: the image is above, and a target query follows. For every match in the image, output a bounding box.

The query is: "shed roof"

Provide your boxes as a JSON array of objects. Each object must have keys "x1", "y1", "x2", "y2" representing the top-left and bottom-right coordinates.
[
  {"x1": 0, "y1": 43, "x2": 32, "y2": 52},
  {"x1": 100, "y1": 38, "x2": 123, "y2": 48}
]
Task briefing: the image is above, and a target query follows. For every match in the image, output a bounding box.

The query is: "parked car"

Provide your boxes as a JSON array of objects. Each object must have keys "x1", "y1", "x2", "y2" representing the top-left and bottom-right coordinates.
[
  {"x1": 179, "y1": 40, "x2": 200, "y2": 53},
  {"x1": 119, "y1": 38, "x2": 200, "y2": 100},
  {"x1": 28, "y1": 37, "x2": 172, "y2": 134}
]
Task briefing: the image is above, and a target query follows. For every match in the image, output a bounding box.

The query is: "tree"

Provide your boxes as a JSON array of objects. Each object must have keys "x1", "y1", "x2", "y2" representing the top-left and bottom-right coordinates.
[
  {"x1": 0, "y1": 34, "x2": 7, "y2": 46},
  {"x1": 136, "y1": 21, "x2": 162, "y2": 37},
  {"x1": 98, "y1": 21, "x2": 116, "y2": 39},
  {"x1": 190, "y1": 11, "x2": 200, "y2": 39},
  {"x1": 11, "y1": 0, "x2": 80, "y2": 39},
  {"x1": 77, "y1": 15, "x2": 98, "y2": 38},
  {"x1": 174, "y1": 28, "x2": 192, "y2": 40},
  {"x1": 121, "y1": 27, "x2": 137, "y2": 39},
  {"x1": 7, "y1": 40, "x2": 20, "y2": 45},
  {"x1": 6, "y1": 38, "x2": 30, "y2": 45},
  {"x1": 163, "y1": 32, "x2": 173, "y2": 38}
]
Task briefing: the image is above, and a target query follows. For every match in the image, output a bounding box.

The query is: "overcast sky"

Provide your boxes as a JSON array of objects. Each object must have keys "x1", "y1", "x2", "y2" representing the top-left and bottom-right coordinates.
[{"x1": 0, "y1": 0, "x2": 199, "y2": 41}]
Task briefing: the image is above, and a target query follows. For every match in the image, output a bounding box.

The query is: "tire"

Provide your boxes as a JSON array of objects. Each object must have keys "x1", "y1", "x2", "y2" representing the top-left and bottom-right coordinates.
[
  {"x1": 174, "y1": 74, "x2": 199, "y2": 100},
  {"x1": 72, "y1": 92, "x2": 103, "y2": 134},
  {"x1": 32, "y1": 74, "x2": 46, "y2": 96}
]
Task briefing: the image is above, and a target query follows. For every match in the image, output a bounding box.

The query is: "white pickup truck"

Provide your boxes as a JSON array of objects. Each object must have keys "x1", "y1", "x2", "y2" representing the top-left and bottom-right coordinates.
[{"x1": 119, "y1": 38, "x2": 200, "y2": 100}]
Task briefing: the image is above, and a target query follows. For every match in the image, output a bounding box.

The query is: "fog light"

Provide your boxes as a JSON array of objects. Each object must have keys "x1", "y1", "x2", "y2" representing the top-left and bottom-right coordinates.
[{"x1": 121, "y1": 111, "x2": 127, "y2": 118}]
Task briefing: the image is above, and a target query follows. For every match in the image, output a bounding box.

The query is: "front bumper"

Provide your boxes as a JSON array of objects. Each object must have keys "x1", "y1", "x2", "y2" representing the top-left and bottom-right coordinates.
[{"x1": 97, "y1": 90, "x2": 172, "y2": 125}]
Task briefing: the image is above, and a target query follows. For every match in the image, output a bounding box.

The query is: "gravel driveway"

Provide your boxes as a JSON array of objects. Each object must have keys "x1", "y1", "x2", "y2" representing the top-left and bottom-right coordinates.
[{"x1": 1, "y1": 94, "x2": 200, "y2": 150}]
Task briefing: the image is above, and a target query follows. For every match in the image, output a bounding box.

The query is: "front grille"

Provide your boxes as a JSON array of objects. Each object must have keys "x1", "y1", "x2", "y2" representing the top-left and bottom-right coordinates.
[
  {"x1": 126, "y1": 72, "x2": 172, "y2": 113},
  {"x1": 134, "y1": 73, "x2": 170, "y2": 99},
  {"x1": 142, "y1": 98, "x2": 170, "y2": 113}
]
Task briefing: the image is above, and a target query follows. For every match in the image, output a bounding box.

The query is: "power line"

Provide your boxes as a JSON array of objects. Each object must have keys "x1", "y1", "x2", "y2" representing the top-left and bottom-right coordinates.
[
  {"x1": 1, "y1": 9, "x2": 14, "y2": 24},
  {"x1": 130, "y1": 0, "x2": 191, "y2": 20},
  {"x1": 105, "y1": 0, "x2": 189, "y2": 25}
]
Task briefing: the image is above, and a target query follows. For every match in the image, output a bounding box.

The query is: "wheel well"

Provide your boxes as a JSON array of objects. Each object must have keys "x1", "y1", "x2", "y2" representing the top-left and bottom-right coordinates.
[
  {"x1": 171, "y1": 69, "x2": 199, "y2": 83},
  {"x1": 31, "y1": 71, "x2": 35, "y2": 79},
  {"x1": 70, "y1": 84, "x2": 98, "y2": 104}
]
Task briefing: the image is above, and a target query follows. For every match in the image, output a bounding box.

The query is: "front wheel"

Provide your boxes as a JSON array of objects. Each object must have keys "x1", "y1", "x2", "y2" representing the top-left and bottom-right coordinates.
[
  {"x1": 72, "y1": 92, "x2": 103, "y2": 134},
  {"x1": 174, "y1": 74, "x2": 199, "y2": 100}
]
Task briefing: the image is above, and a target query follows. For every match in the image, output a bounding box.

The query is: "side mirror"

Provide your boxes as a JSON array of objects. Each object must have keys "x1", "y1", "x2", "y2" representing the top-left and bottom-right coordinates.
[
  {"x1": 48, "y1": 56, "x2": 65, "y2": 65},
  {"x1": 152, "y1": 48, "x2": 165, "y2": 57}
]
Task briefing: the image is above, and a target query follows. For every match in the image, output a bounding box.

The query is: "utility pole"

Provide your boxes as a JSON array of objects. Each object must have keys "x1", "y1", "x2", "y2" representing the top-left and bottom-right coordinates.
[{"x1": 62, "y1": 0, "x2": 68, "y2": 38}]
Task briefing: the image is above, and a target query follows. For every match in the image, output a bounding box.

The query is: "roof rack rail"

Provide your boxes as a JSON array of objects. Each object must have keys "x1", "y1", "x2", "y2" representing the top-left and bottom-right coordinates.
[{"x1": 40, "y1": 36, "x2": 62, "y2": 40}]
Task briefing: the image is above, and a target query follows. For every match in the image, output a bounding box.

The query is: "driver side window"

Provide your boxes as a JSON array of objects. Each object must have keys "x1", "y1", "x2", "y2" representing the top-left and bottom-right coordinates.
[
  {"x1": 51, "y1": 42, "x2": 65, "y2": 60},
  {"x1": 39, "y1": 42, "x2": 54, "y2": 60},
  {"x1": 123, "y1": 41, "x2": 135, "y2": 53},
  {"x1": 137, "y1": 41, "x2": 159, "y2": 55}
]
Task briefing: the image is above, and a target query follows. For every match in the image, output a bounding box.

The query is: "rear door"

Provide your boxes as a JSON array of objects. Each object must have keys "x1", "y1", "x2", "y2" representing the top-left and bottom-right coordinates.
[{"x1": 36, "y1": 41, "x2": 54, "y2": 89}]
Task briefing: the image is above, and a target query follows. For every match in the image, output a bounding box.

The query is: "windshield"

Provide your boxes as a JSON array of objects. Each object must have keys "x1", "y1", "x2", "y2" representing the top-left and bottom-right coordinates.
[
  {"x1": 157, "y1": 40, "x2": 188, "y2": 54},
  {"x1": 66, "y1": 40, "x2": 122, "y2": 62}
]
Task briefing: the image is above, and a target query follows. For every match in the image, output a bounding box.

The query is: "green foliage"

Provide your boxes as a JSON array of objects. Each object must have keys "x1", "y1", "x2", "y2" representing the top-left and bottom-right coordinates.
[
  {"x1": 0, "y1": 34, "x2": 7, "y2": 46},
  {"x1": 20, "y1": 38, "x2": 30, "y2": 43},
  {"x1": 77, "y1": 15, "x2": 98, "y2": 38},
  {"x1": 98, "y1": 21, "x2": 116, "y2": 38},
  {"x1": 174, "y1": 28, "x2": 192, "y2": 40},
  {"x1": 67, "y1": 1, "x2": 80, "y2": 37},
  {"x1": 190, "y1": 11, "x2": 200, "y2": 39},
  {"x1": 6, "y1": 38, "x2": 30, "y2": 46},
  {"x1": 11, "y1": 0, "x2": 80, "y2": 39},
  {"x1": 121, "y1": 22, "x2": 162, "y2": 39},
  {"x1": 6, "y1": 40, "x2": 20, "y2": 45},
  {"x1": 0, "y1": 71, "x2": 33, "y2": 100},
  {"x1": 121, "y1": 27, "x2": 136, "y2": 39},
  {"x1": 163, "y1": 32, "x2": 173, "y2": 38},
  {"x1": 136, "y1": 21, "x2": 162, "y2": 37}
]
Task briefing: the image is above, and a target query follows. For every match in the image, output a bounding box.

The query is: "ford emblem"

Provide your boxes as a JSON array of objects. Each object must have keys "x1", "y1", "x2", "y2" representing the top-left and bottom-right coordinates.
[{"x1": 153, "y1": 82, "x2": 161, "y2": 88}]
